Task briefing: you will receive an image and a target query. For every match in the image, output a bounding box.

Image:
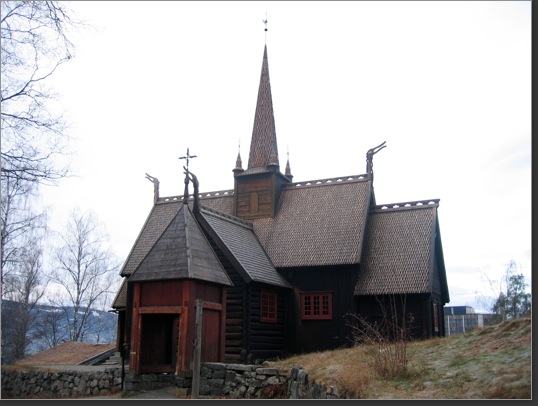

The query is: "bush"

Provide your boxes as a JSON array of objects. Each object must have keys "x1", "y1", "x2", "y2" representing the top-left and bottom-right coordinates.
[{"x1": 346, "y1": 295, "x2": 413, "y2": 379}]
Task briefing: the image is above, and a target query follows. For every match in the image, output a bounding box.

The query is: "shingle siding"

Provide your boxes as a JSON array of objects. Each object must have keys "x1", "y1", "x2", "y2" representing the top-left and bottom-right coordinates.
[
  {"x1": 253, "y1": 178, "x2": 371, "y2": 267},
  {"x1": 129, "y1": 205, "x2": 232, "y2": 286},
  {"x1": 355, "y1": 205, "x2": 438, "y2": 295},
  {"x1": 200, "y1": 207, "x2": 290, "y2": 288}
]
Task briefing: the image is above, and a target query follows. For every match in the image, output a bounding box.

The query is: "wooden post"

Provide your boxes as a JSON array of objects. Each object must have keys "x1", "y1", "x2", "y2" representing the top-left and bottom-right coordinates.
[{"x1": 191, "y1": 299, "x2": 203, "y2": 399}]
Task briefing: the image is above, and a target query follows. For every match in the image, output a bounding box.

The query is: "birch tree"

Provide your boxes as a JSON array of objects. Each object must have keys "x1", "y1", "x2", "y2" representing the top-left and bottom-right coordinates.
[{"x1": 49, "y1": 209, "x2": 120, "y2": 342}]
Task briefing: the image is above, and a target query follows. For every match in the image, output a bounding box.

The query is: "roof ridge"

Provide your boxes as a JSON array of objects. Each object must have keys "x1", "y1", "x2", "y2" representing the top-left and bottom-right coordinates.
[
  {"x1": 155, "y1": 176, "x2": 370, "y2": 202},
  {"x1": 156, "y1": 189, "x2": 234, "y2": 204},
  {"x1": 199, "y1": 205, "x2": 253, "y2": 229},
  {"x1": 372, "y1": 199, "x2": 440, "y2": 212},
  {"x1": 285, "y1": 174, "x2": 370, "y2": 189}
]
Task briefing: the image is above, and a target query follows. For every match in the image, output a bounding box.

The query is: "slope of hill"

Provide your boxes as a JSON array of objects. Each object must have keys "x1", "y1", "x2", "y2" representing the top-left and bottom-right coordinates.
[{"x1": 268, "y1": 316, "x2": 532, "y2": 399}]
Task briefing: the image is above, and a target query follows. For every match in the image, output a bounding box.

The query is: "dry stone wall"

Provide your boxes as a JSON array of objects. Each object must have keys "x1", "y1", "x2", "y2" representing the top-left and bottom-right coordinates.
[
  {"x1": 1, "y1": 367, "x2": 122, "y2": 398},
  {"x1": 2, "y1": 363, "x2": 344, "y2": 399}
]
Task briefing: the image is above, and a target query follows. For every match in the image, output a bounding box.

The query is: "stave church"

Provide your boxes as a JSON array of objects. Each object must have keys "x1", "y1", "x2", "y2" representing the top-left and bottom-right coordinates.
[{"x1": 112, "y1": 42, "x2": 450, "y2": 375}]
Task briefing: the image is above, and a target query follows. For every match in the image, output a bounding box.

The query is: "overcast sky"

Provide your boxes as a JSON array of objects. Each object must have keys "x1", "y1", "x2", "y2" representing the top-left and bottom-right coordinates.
[{"x1": 41, "y1": 1, "x2": 531, "y2": 312}]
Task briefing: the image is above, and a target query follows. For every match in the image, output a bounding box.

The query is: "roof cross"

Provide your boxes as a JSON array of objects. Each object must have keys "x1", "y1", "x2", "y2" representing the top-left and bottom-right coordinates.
[
  {"x1": 179, "y1": 148, "x2": 197, "y2": 172},
  {"x1": 180, "y1": 148, "x2": 197, "y2": 204}
]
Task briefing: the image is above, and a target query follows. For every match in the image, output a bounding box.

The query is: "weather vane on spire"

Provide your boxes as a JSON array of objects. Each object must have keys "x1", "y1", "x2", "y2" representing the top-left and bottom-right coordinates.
[
  {"x1": 263, "y1": 12, "x2": 268, "y2": 43},
  {"x1": 179, "y1": 147, "x2": 197, "y2": 173}
]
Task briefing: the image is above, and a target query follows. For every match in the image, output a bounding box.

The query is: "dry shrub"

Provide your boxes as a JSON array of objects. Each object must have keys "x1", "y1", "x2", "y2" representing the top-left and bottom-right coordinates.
[{"x1": 346, "y1": 295, "x2": 413, "y2": 379}]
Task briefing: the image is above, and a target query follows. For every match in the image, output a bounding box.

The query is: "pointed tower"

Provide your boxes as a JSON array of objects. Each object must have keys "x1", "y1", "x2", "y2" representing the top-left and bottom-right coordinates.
[
  {"x1": 285, "y1": 150, "x2": 293, "y2": 182},
  {"x1": 247, "y1": 45, "x2": 279, "y2": 170},
  {"x1": 234, "y1": 45, "x2": 291, "y2": 220}
]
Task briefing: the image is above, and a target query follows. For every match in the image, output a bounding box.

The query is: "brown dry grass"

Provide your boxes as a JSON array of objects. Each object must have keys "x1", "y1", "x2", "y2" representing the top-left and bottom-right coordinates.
[{"x1": 269, "y1": 317, "x2": 532, "y2": 399}]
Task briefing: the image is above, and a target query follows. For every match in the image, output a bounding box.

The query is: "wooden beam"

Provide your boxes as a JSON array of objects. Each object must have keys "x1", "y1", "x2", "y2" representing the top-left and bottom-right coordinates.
[
  {"x1": 220, "y1": 289, "x2": 227, "y2": 362},
  {"x1": 130, "y1": 283, "x2": 141, "y2": 374},
  {"x1": 192, "y1": 299, "x2": 203, "y2": 399},
  {"x1": 202, "y1": 301, "x2": 222, "y2": 311},
  {"x1": 138, "y1": 306, "x2": 182, "y2": 314}
]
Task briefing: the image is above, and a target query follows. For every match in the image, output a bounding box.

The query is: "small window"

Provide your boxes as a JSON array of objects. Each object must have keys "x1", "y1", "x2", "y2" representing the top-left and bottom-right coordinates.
[
  {"x1": 261, "y1": 290, "x2": 277, "y2": 323},
  {"x1": 250, "y1": 192, "x2": 259, "y2": 214},
  {"x1": 301, "y1": 292, "x2": 333, "y2": 320}
]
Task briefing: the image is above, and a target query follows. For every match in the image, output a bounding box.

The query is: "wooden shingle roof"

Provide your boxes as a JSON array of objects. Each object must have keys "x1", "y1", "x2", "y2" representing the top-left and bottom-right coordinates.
[
  {"x1": 119, "y1": 175, "x2": 371, "y2": 282},
  {"x1": 120, "y1": 201, "x2": 181, "y2": 277},
  {"x1": 199, "y1": 207, "x2": 291, "y2": 288},
  {"x1": 247, "y1": 45, "x2": 279, "y2": 170},
  {"x1": 112, "y1": 278, "x2": 127, "y2": 309},
  {"x1": 253, "y1": 176, "x2": 371, "y2": 268},
  {"x1": 129, "y1": 204, "x2": 232, "y2": 286},
  {"x1": 120, "y1": 194, "x2": 234, "y2": 277},
  {"x1": 355, "y1": 201, "x2": 440, "y2": 296}
]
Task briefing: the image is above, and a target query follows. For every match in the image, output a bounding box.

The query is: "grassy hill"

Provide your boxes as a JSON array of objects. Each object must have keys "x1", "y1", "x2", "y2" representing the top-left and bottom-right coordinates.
[{"x1": 268, "y1": 316, "x2": 532, "y2": 399}]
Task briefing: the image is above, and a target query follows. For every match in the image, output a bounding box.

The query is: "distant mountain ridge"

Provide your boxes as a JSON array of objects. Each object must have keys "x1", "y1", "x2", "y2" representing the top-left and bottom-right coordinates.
[{"x1": 1, "y1": 300, "x2": 117, "y2": 364}]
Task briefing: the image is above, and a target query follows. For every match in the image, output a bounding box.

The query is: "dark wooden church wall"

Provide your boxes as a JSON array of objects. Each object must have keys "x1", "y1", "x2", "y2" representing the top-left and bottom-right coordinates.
[
  {"x1": 355, "y1": 293, "x2": 431, "y2": 340},
  {"x1": 116, "y1": 310, "x2": 126, "y2": 353},
  {"x1": 432, "y1": 253, "x2": 442, "y2": 297},
  {"x1": 225, "y1": 274, "x2": 246, "y2": 362},
  {"x1": 429, "y1": 252, "x2": 446, "y2": 337},
  {"x1": 193, "y1": 282, "x2": 227, "y2": 363},
  {"x1": 280, "y1": 265, "x2": 359, "y2": 354},
  {"x1": 236, "y1": 174, "x2": 274, "y2": 219},
  {"x1": 200, "y1": 234, "x2": 247, "y2": 362},
  {"x1": 139, "y1": 280, "x2": 183, "y2": 307},
  {"x1": 246, "y1": 284, "x2": 286, "y2": 362}
]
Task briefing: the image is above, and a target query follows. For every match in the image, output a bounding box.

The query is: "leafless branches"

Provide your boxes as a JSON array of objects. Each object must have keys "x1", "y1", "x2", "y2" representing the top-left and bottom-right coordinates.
[
  {"x1": 346, "y1": 295, "x2": 414, "y2": 379},
  {"x1": 1, "y1": 0, "x2": 81, "y2": 184},
  {"x1": 47, "y1": 209, "x2": 120, "y2": 342}
]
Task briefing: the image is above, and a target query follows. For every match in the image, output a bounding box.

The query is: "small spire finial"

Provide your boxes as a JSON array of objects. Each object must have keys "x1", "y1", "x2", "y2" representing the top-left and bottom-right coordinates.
[
  {"x1": 285, "y1": 146, "x2": 293, "y2": 181},
  {"x1": 233, "y1": 139, "x2": 244, "y2": 174},
  {"x1": 263, "y1": 12, "x2": 268, "y2": 43}
]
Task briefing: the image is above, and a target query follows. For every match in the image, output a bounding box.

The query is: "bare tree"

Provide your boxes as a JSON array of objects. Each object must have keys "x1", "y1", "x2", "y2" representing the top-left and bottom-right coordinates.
[
  {"x1": 1, "y1": 175, "x2": 47, "y2": 297},
  {"x1": 491, "y1": 261, "x2": 531, "y2": 322},
  {"x1": 1, "y1": 235, "x2": 47, "y2": 363},
  {"x1": 478, "y1": 260, "x2": 532, "y2": 323},
  {"x1": 48, "y1": 209, "x2": 120, "y2": 342},
  {"x1": 1, "y1": 0, "x2": 81, "y2": 184},
  {"x1": 1, "y1": 0, "x2": 82, "y2": 301}
]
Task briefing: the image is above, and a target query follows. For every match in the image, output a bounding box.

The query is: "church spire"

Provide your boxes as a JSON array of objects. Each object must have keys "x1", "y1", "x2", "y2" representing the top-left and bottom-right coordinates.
[
  {"x1": 233, "y1": 141, "x2": 244, "y2": 175},
  {"x1": 285, "y1": 148, "x2": 293, "y2": 181},
  {"x1": 247, "y1": 44, "x2": 279, "y2": 170}
]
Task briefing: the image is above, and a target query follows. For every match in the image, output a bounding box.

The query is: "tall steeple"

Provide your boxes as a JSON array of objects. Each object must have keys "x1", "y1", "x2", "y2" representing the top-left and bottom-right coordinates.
[
  {"x1": 247, "y1": 45, "x2": 279, "y2": 170},
  {"x1": 233, "y1": 30, "x2": 291, "y2": 221}
]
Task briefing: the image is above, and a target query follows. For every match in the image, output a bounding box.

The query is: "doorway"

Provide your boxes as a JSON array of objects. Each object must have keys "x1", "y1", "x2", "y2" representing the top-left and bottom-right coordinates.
[{"x1": 139, "y1": 314, "x2": 179, "y2": 373}]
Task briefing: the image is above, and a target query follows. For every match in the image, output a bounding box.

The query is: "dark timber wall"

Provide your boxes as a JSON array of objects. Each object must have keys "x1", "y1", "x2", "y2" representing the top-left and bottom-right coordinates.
[
  {"x1": 355, "y1": 293, "x2": 433, "y2": 340},
  {"x1": 235, "y1": 173, "x2": 276, "y2": 219},
  {"x1": 279, "y1": 265, "x2": 359, "y2": 354},
  {"x1": 246, "y1": 284, "x2": 287, "y2": 362}
]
